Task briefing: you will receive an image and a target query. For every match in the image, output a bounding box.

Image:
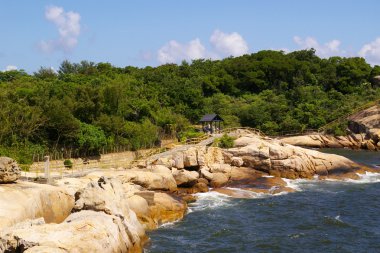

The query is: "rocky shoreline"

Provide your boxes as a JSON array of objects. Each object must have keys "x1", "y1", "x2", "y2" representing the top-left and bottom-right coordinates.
[
  {"x1": 281, "y1": 105, "x2": 380, "y2": 151},
  {"x1": 0, "y1": 131, "x2": 378, "y2": 252}
]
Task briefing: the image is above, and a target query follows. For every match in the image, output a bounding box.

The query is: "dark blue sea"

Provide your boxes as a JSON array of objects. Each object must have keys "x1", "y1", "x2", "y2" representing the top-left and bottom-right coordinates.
[{"x1": 146, "y1": 149, "x2": 380, "y2": 253}]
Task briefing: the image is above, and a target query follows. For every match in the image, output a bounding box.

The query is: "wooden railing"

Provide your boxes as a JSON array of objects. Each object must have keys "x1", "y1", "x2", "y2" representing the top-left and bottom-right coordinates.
[{"x1": 221, "y1": 127, "x2": 266, "y2": 137}]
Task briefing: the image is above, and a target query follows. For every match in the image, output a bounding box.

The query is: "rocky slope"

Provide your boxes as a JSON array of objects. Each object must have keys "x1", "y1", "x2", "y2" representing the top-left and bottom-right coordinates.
[{"x1": 281, "y1": 105, "x2": 380, "y2": 150}]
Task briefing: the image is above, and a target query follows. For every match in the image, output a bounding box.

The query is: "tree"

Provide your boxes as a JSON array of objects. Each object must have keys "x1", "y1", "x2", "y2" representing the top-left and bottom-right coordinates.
[{"x1": 77, "y1": 122, "x2": 106, "y2": 154}]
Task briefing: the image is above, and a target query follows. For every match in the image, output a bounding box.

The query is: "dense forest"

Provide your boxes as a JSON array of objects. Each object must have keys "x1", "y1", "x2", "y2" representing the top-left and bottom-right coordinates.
[{"x1": 1, "y1": 49, "x2": 380, "y2": 165}]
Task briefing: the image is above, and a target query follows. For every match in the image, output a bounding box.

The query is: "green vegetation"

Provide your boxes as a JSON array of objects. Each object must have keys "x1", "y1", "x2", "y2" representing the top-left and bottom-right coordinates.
[
  {"x1": 216, "y1": 134, "x2": 235, "y2": 149},
  {"x1": 63, "y1": 159, "x2": 73, "y2": 168},
  {"x1": 0, "y1": 49, "x2": 379, "y2": 165}
]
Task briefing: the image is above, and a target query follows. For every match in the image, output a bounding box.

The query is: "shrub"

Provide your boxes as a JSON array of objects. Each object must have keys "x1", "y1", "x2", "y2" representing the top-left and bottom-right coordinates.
[
  {"x1": 217, "y1": 134, "x2": 235, "y2": 149},
  {"x1": 325, "y1": 121, "x2": 347, "y2": 136},
  {"x1": 63, "y1": 159, "x2": 73, "y2": 168},
  {"x1": 178, "y1": 127, "x2": 203, "y2": 142}
]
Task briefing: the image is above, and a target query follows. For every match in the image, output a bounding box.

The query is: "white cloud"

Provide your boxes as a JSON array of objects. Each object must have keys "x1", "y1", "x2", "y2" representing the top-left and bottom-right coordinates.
[
  {"x1": 3, "y1": 65, "x2": 17, "y2": 72},
  {"x1": 210, "y1": 30, "x2": 249, "y2": 57},
  {"x1": 39, "y1": 6, "x2": 81, "y2": 53},
  {"x1": 359, "y1": 38, "x2": 380, "y2": 65},
  {"x1": 157, "y1": 38, "x2": 206, "y2": 64},
  {"x1": 293, "y1": 36, "x2": 344, "y2": 58},
  {"x1": 157, "y1": 30, "x2": 249, "y2": 64}
]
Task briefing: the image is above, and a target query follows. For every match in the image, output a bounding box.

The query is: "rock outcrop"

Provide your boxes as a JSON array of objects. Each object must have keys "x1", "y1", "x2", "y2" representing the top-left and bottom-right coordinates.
[
  {"x1": 281, "y1": 105, "x2": 380, "y2": 151},
  {"x1": 0, "y1": 181, "x2": 74, "y2": 229},
  {"x1": 228, "y1": 134, "x2": 365, "y2": 179},
  {"x1": 0, "y1": 157, "x2": 21, "y2": 183},
  {"x1": 1, "y1": 130, "x2": 376, "y2": 252},
  {"x1": 348, "y1": 105, "x2": 380, "y2": 149},
  {"x1": 0, "y1": 211, "x2": 143, "y2": 253}
]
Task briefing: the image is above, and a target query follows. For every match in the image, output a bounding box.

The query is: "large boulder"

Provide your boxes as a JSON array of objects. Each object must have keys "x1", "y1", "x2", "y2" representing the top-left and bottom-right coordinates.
[
  {"x1": 183, "y1": 147, "x2": 198, "y2": 167},
  {"x1": 227, "y1": 135, "x2": 366, "y2": 179},
  {"x1": 149, "y1": 192, "x2": 187, "y2": 226},
  {"x1": 73, "y1": 177, "x2": 145, "y2": 243},
  {"x1": 0, "y1": 157, "x2": 21, "y2": 183},
  {"x1": 113, "y1": 169, "x2": 177, "y2": 192},
  {"x1": 210, "y1": 173, "x2": 229, "y2": 188},
  {"x1": 280, "y1": 134, "x2": 362, "y2": 149},
  {"x1": 171, "y1": 168, "x2": 199, "y2": 187},
  {"x1": 0, "y1": 210, "x2": 144, "y2": 253},
  {"x1": 0, "y1": 181, "x2": 74, "y2": 229}
]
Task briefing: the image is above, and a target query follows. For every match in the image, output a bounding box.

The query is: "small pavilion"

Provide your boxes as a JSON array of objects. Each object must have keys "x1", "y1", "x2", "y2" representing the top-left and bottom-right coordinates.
[{"x1": 200, "y1": 114, "x2": 224, "y2": 134}]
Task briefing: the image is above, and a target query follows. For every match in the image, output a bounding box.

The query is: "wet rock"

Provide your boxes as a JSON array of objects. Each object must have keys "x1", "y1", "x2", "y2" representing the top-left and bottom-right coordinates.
[
  {"x1": 210, "y1": 173, "x2": 229, "y2": 188},
  {"x1": 149, "y1": 193, "x2": 187, "y2": 226}
]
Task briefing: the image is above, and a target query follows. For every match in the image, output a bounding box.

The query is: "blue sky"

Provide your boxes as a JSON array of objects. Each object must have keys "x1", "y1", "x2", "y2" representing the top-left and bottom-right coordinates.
[{"x1": 1, "y1": 0, "x2": 380, "y2": 72}]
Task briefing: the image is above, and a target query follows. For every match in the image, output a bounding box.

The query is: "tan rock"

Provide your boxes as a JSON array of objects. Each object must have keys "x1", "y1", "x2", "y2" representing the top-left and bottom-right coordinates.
[
  {"x1": 0, "y1": 181, "x2": 74, "y2": 229},
  {"x1": 149, "y1": 193, "x2": 187, "y2": 226},
  {"x1": 192, "y1": 182, "x2": 209, "y2": 193},
  {"x1": 152, "y1": 157, "x2": 174, "y2": 168},
  {"x1": 231, "y1": 157, "x2": 244, "y2": 167},
  {"x1": 228, "y1": 135, "x2": 362, "y2": 179},
  {"x1": 197, "y1": 178, "x2": 209, "y2": 185},
  {"x1": 205, "y1": 147, "x2": 225, "y2": 165},
  {"x1": 210, "y1": 173, "x2": 229, "y2": 188},
  {"x1": 73, "y1": 177, "x2": 145, "y2": 242},
  {"x1": 148, "y1": 164, "x2": 172, "y2": 174},
  {"x1": 0, "y1": 157, "x2": 21, "y2": 183},
  {"x1": 173, "y1": 152, "x2": 184, "y2": 169},
  {"x1": 209, "y1": 163, "x2": 232, "y2": 175},
  {"x1": 200, "y1": 167, "x2": 213, "y2": 181},
  {"x1": 183, "y1": 147, "x2": 198, "y2": 168},
  {"x1": 366, "y1": 140, "x2": 377, "y2": 151},
  {"x1": 118, "y1": 169, "x2": 177, "y2": 192},
  {"x1": 171, "y1": 168, "x2": 199, "y2": 187},
  {"x1": 196, "y1": 146, "x2": 207, "y2": 166},
  {"x1": 0, "y1": 210, "x2": 144, "y2": 253}
]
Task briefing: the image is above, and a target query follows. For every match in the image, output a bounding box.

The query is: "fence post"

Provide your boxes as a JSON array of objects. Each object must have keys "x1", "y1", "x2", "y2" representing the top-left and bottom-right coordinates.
[{"x1": 44, "y1": 156, "x2": 51, "y2": 184}]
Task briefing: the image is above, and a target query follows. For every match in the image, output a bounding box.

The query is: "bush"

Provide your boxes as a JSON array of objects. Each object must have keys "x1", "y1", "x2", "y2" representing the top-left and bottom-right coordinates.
[
  {"x1": 325, "y1": 121, "x2": 347, "y2": 136},
  {"x1": 216, "y1": 134, "x2": 235, "y2": 149},
  {"x1": 178, "y1": 127, "x2": 203, "y2": 142},
  {"x1": 63, "y1": 159, "x2": 73, "y2": 168}
]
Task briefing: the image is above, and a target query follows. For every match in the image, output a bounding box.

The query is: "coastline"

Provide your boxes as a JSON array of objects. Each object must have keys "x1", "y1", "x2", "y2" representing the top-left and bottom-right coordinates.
[{"x1": 1, "y1": 131, "x2": 379, "y2": 252}]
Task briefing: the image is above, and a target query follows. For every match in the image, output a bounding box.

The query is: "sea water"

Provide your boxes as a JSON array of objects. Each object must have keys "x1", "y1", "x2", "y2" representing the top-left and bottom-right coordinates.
[{"x1": 146, "y1": 149, "x2": 380, "y2": 253}]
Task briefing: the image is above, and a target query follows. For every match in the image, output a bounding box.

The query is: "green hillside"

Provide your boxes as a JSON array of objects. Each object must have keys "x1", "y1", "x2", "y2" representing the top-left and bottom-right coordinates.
[{"x1": 1, "y1": 49, "x2": 379, "y2": 164}]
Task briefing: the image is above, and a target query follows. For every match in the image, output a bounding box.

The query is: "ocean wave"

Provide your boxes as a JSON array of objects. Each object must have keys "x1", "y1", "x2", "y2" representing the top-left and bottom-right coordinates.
[
  {"x1": 349, "y1": 172, "x2": 380, "y2": 184},
  {"x1": 323, "y1": 172, "x2": 380, "y2": 184},
  {"x1": 282, "y1": 178, "x2": 313, "y2": 191},
  {"x1": 159, "y1": 220, "x2": 180, "y2": 228},
  {"x1": 323, "y1": 215, "x2": 351, "y2": 227},
  {"x1": 189, "y1": 191, "x2": 235, "y2": 212}
]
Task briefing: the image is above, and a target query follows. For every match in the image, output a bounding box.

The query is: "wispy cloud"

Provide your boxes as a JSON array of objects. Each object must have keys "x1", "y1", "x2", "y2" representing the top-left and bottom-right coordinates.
[
  {"x1": 157, "y1": 38, "x2": 206, "y2": 64},
  {"x1": 38, "y1": 6, "x2": 81, "y2": 53},
  {"x1": 3, "y1": 65, "x2": 17, "y2": 72},
  {"x1": 157, "y1": 30, "x2": 249, "y2": 64},
  {"x1": 210, "y1": 30, "x2": 249, "y2": 57},
  {"x1": 293, "y1": 36, "x2": 345, "y2": 58},
  {"x1": 359, "y1": 37, "x2": 380, "y2": 65}
]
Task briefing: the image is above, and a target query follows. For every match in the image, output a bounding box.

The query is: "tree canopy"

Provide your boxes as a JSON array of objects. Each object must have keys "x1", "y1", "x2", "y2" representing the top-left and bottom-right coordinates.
[{"x1": 0, "y1": 49, "x2": 379, "y2": 163}]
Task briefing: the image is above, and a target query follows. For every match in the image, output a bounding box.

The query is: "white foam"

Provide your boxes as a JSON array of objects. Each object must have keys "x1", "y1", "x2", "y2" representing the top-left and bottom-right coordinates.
[
  {"x1": 282, "y1": 178, "x2": 311, "y2": 191},
  {"x1": 159, "y1": 220, "x2": 179, "y2": 228},
  {"x1": 227, "y1": 187, "x2": 291, "y2": 198},
  {"x1": 347, "y1": 172, "x2": 380, "y2": 184},
  {"x1": 189, "y1": 191, "x2": 234, "y2": 212}
]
